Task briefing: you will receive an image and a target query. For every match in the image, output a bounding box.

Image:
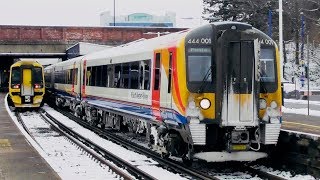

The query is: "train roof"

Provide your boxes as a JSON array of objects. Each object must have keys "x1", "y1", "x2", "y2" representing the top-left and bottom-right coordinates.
[
  {"x1": 11, "y1": 60, "x2": 43, "y2": 68},
  {"x1": 45, "y1": 56, "x2": 84, "y2": 70},
  {"x1": 84, "y1": 29, "x2": 189, "y2": 61},
  {"x1": 45, "y1": 22, "x2": 274, "y2": 70}
]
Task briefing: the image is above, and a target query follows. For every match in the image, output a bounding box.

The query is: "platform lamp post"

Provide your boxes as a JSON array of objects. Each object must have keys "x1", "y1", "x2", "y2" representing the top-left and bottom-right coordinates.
[
  {"x1": 307, "y1": 34, "x2": 310, "y2": 116},
  {"x1": 113, "y1": 0, "x2": 116, "y2": 26},
  {"x1": 279, "y1": 0, "x2": 284, "y2": 80}
]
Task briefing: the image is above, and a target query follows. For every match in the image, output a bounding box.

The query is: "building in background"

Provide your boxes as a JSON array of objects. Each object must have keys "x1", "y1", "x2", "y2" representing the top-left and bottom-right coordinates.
[{"x1": 100, "y1": 11, "x2": 176, "y2": 27}]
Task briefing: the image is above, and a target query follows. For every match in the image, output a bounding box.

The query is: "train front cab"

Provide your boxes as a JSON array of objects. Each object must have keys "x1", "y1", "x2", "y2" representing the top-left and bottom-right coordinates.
[
  {"x1": 9, "y1": 62, "x2": 45, "y2": 108},
  {"x1": 183, "y1": 23, "x2": 282, "y2": 161}
]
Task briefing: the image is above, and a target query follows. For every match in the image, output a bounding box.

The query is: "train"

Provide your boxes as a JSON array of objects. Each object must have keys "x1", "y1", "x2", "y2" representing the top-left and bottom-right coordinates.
[
  {"x1": 8, "y1": 61, "x2": 45, "y2": 108},
  {"x1": 45, "y1": 22, "x2": 282, "y2": 163}
]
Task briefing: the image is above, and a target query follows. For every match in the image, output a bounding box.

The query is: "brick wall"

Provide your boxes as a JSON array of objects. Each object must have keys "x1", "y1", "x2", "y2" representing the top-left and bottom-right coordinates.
[{"x1": 0, "y1": 25, "x2": 186, "y2": 45}]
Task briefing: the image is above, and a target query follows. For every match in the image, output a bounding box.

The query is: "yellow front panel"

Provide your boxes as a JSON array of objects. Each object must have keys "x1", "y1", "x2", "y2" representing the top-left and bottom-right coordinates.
[
  {"x1": 23, "y1": 69, "x2": 32, "y2": 87},
  {"x1": 259, "y1": 46, "x2": 282, "y2": 118}
]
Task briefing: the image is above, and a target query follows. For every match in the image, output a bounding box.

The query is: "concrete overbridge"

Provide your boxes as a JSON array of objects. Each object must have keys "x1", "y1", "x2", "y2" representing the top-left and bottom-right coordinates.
[{"x1": 0, "y1": 25, "x2": 186, "y2": 90}]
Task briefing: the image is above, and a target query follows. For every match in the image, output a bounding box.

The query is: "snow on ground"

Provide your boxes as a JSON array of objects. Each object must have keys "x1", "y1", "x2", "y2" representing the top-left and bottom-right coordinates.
[
  {"x1": 282, "y1": 98, "x2": 320, "y2": 117},
  {"x1": 4, "y1": 94, "x2": 123, "y2": 180},
  {"x1": 281, "y1": 129, "x2": 320, "y2": 139},
  {"x1": 284, "y1": 99, "x2": 320, "y2": 105},
  {"x1": 42, "y1": 105, "x2": 187, "y2": 180},
  {"x1": 252, "y1": 165, "x2": 316, "y2": 180},
  {"x1": 19, "y1": 111, "x2": 119, "y2": 180},
  {"x1": 215, "y1": 172, "x2": 262, "y2": 180},
  {"x1": 282, "y1": 106, "x2": 320, "y2": 117}
]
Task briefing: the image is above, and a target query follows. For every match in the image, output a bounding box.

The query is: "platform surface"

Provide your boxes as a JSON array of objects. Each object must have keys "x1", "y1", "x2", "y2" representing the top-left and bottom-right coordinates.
[
  {"x1": 282, "y1": 99, "x2": 320, "y2": 135},
  {"x1": 0, "y1": 93, "x2": 60, "y2": 180}
]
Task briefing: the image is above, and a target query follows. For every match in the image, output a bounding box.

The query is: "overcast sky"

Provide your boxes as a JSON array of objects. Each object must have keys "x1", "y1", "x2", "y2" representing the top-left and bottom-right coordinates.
[{"x1": 0, "y1": 0, "x2": 204, "y2": 28}]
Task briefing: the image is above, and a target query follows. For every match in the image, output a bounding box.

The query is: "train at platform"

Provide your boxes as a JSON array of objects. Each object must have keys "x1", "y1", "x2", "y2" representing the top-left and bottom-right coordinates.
[
  {"x1": 44, "y1": 22, "x2": 282, "y2": 163},
  {"x1": 8, "y1": 61, "x2": 45, "y2": 108}
]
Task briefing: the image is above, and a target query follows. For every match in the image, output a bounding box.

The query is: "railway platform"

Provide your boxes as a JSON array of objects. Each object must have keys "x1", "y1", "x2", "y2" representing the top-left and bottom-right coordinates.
[
  {"x1": 282, "y1": 113, "x2": 320, "y2": 135},
  {"x1": 0, "y1": 93, "x2": 60, "y2": 180}
]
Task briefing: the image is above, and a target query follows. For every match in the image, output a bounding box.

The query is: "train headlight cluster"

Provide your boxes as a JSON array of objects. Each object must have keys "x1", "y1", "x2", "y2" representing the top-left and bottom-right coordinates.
[
  {"x1": 200, "y1": 98, "x2": 211, "y2": 110},
  {"x1": 259, "y1": 99, "x2": 267, "y2": 109}
]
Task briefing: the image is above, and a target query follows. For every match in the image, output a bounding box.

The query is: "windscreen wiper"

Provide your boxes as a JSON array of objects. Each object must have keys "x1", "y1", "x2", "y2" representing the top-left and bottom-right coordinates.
[
  {"x1": 197, "y1": 65, "x2": 213, "y2": 93},
  {"x1": 259, "y1": 72, "x2": 268, "y2": 93}
]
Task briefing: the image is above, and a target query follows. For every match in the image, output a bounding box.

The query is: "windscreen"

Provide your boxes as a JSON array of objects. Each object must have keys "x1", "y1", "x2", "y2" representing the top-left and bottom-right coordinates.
[
  {"x1": 260, "y1": 48, "x2": 275, "y2": 82},
  {"x1": 188, "y1": 55, "x2": 212, "y2": 82},
  {"x1": 11, "y1": 67, "x2": 21, "y2": 84},
  {"x1": 33, "y1": 67, "x2": 43, "y2": 84}
]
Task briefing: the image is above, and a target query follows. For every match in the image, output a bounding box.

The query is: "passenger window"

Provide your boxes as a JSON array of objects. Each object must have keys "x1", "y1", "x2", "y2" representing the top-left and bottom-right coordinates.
[
  {"x1": 91, "y1": 66, "x2": 97, "y2": 86},
  {"x1": 101, "y1": 65, "x2": 108, "y2": 87},
  {"x1": 96, "y1": 66, "x2": 102, "y2": 87},
  {"x1": 86, "y1": 67, "x2": 91, "y2": 86},
  {"x1": 154, "y1": 53, "x2": 161, "y2": 90},
  {"x1": 107, "y1": 65, "x2": 114, "y2": 88},
  {"x1": 67, "y1": 69, "x2": 72, "y2": 84},
  {"x1": 114, "y1": 64, "x2": 121, "y2": 88},
  {"x1": 130, "y1": 62, "x2": 139, "y2": 89},
  {"x1": 144, "y1": 60, "x2": 150, "y2": 90},
  {"x1": 73, "y1": 68, "x2": 78, "y2": 85},
  {"x1": 122, "y1": 63, "x2": 130, "y2": 88}
]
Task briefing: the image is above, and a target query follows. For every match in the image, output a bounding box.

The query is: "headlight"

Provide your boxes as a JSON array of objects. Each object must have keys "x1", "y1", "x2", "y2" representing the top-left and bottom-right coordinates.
[
  {"x1": 260, "y1": 98, "x2": 267, "y2": 109},
  {"x1": 270, "y1": 101, "x2": 278, "y2": 109},
  {"x1": 200, "y1": 98, "x2": 211, "y2": 110}
]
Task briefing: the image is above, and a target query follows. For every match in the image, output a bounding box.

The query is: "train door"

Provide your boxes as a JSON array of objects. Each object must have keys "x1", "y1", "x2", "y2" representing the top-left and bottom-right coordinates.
[
  {"x1": 159, "y1": 49, "x2": 173, "y2": 109},
  {"x1": 152, "y1": 51, "x2": 162, "y2": 120},
  {"x1": 220, "y1": 30, "x2": 258, "y2": 126},
  {"x1": 21, "y1": 68, "x2": 34, "y2": 100}
]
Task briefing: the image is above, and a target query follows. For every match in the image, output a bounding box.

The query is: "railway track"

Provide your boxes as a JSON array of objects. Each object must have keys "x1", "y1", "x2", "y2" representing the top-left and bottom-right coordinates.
[
  {"x1": 40, "y1": 110, "x2": 156, "y2": 180},
  {"x1": 51, "y1": 107, "x2": 287, "y2": 180},
  {"x1": 15, "y1": 110, "x2": 155, "y2": 180}
]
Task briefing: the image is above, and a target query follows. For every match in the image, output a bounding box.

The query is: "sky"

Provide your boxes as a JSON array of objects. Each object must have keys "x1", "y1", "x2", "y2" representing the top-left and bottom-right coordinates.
[{"x1": 0, "y1": 0, "x2": 204, "y2": 28}]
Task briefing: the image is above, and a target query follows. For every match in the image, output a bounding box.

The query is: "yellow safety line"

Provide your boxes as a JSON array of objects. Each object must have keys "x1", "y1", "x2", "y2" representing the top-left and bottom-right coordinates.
[
  {"x1": 0, "y1": 139, "x2": 11, "y2": 147},
  {"x1": 282, "y1": 121, "x2": 320, "y2": 129}
]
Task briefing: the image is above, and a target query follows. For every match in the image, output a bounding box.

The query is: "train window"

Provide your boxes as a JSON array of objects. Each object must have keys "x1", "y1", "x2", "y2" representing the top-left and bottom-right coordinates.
[
  {"x1": 130, "y1": 62, "x2": 139, "y2": 89},
  {"x1": 96, "y1": 66, "x2": 102, "y2": 87},
  {"x1": 187, "y1": 55, "x2": 212, "y2": 82},
  {"x1": 260, "y1": 48, "x2": 275, "y2": 82},
  {"x1": 33, "y1": 67, "x2": 43, "y2": 84},
  {"x1": 102, "y1": 65, "x2": 108, "y2": 87},
  {"x1": 114, "y1": 64, "x2": 121, "y2": 88},
  {"x1": 73, "y1": 68, "x2": 78, "y2": 85},
  {"x1": 45, "y1": 72, "x2": 51, "y2": 88},
  {"x1": 154, "y1": 53, "x2": 161, "y2": 90},
  {"x1": 144, "y1": 60, "x2": 150, "y2": 90},
  {"x1": 107, "y1": 65, "x2": 114, "y2": 88},
  {"x1": 122, "y1": 63, "x2": 130, "y2": 88},
  {"x1": 67, "y1": 70, "x2": 72, "y2": 84},
  {"x1": 11, "y1": 67, "x2": 21, "y2": 84},
  {"x1": 86, "y1": 67, "x2": 92, "y2": 86},
  {"x1": 91, "y1": 66, "x2": 97, "y2": 86}
]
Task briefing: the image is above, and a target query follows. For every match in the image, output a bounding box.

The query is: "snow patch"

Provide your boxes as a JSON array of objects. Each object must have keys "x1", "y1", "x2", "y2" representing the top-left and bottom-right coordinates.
[
  {"x1": 252, "y1": 165, "x2": 316, "y2": 180},
  {"x1": 282, "y1": 106, "x2": 320, "y2": 117},
  {"x1": 194, "y1": 151, "x2": 267, "y2": 162}
]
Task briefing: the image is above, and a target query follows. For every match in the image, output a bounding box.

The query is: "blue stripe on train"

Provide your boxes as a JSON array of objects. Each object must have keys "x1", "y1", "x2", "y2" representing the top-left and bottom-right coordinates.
[
  {"x1": 85, "y1": 96, "x2": 188, "y2": 125},
  {"x1": 52, "y1": 90, "x2": 187, "y2": 125}
]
